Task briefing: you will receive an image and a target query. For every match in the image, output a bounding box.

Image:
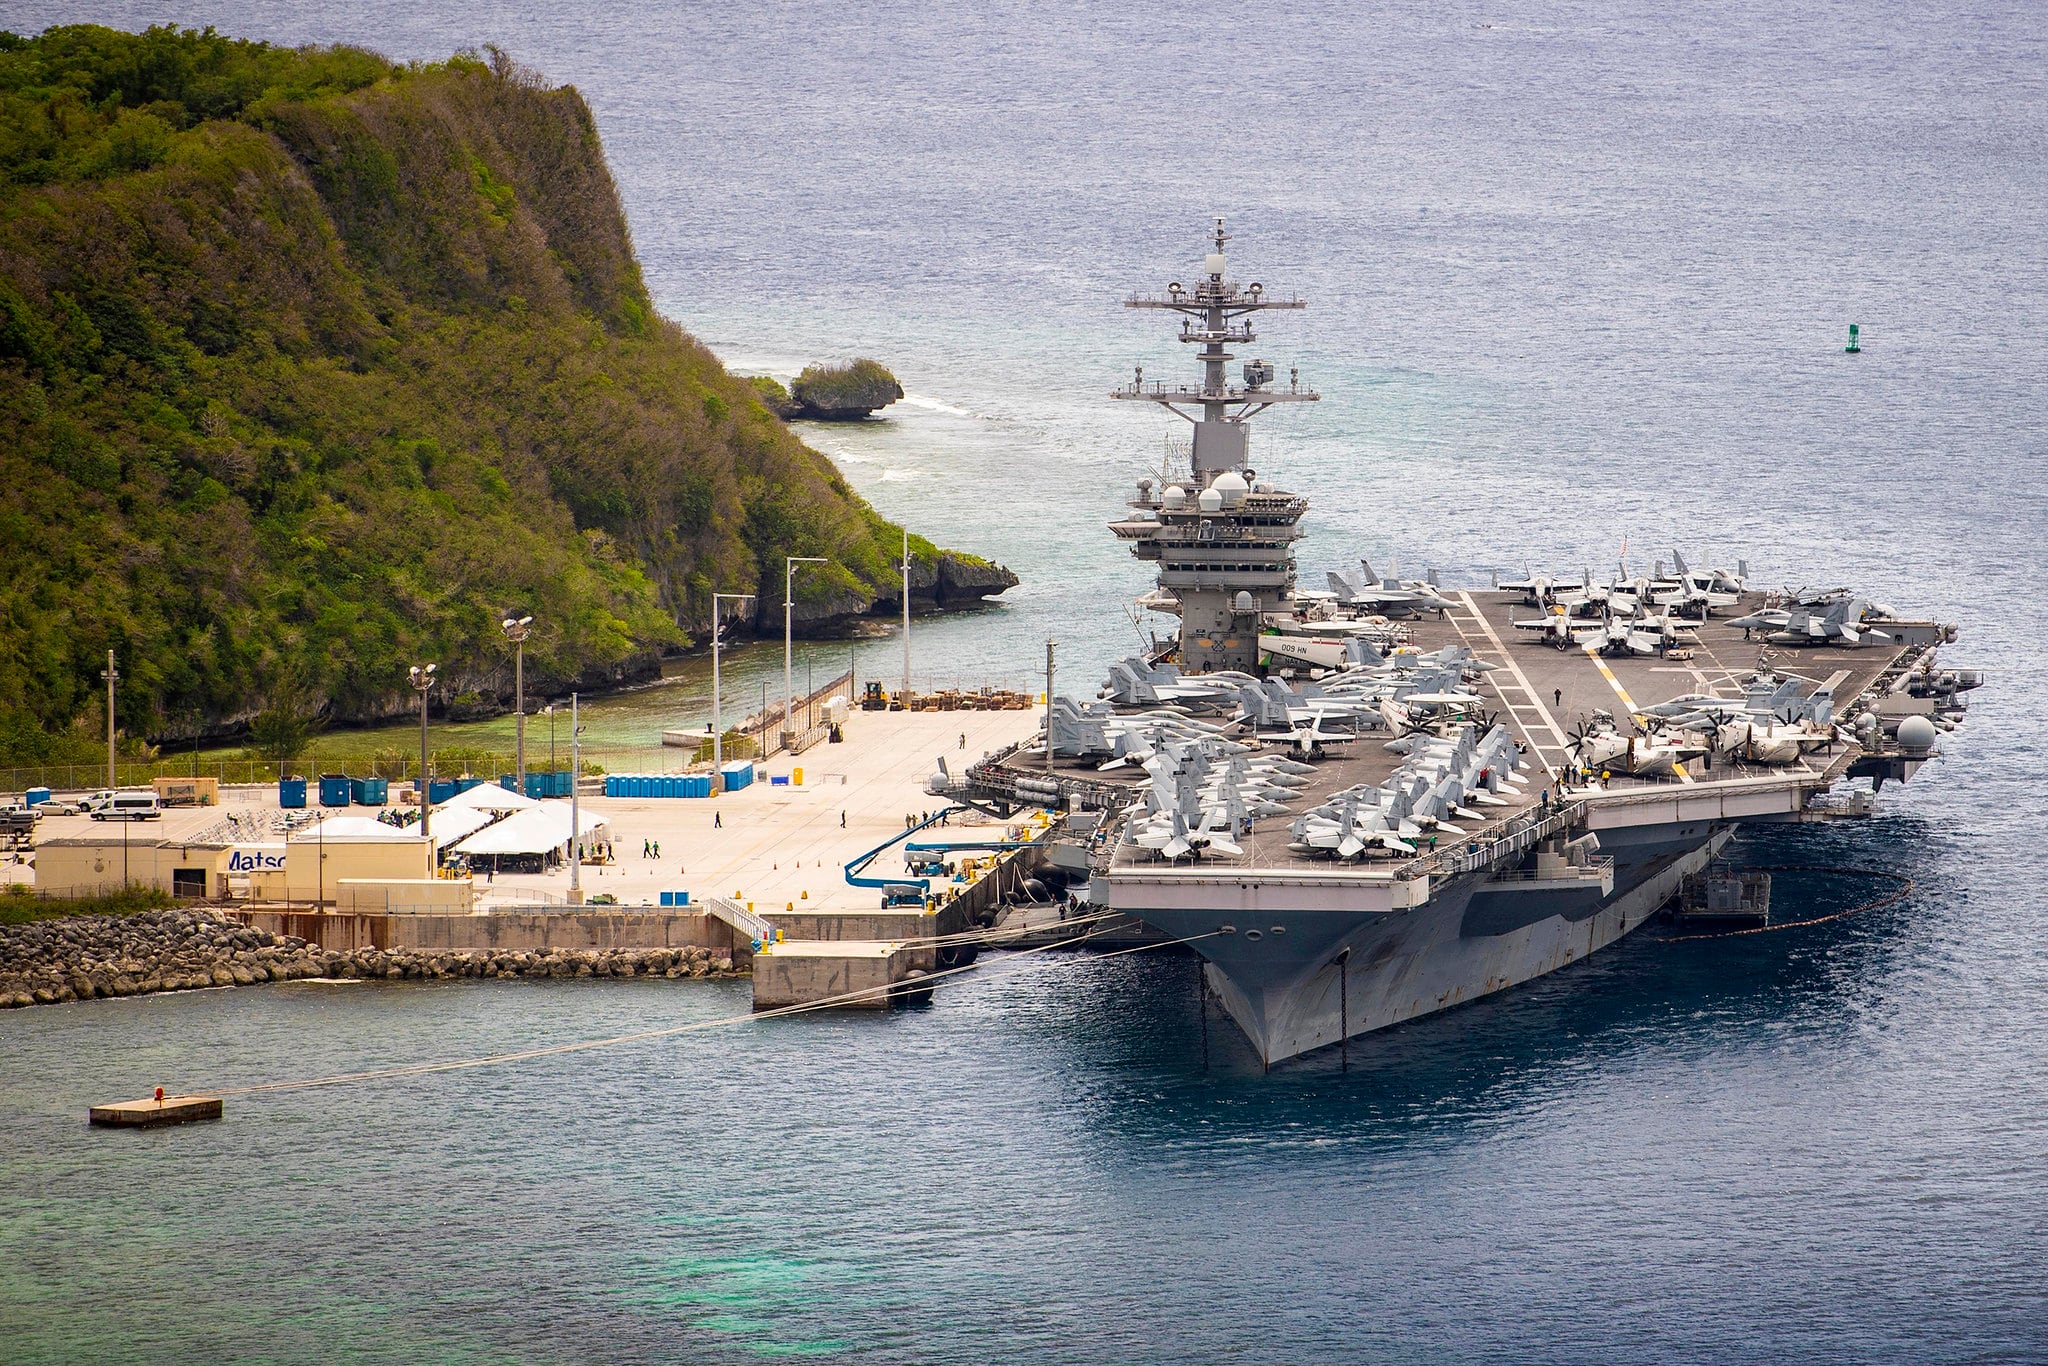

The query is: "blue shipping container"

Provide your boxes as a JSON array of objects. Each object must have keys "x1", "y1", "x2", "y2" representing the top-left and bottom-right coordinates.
[
  {"x1": 279, "y1": 778, "x2": 307, "y2": 809},
  {"x1": 554, "y1": 771, "x2": 574, "y2": 798},
  {"x1": 427, "y1": 779, "x2": 457, "y2": 804},
  {"x1": 455, "y1": 776, "x2": 482, "y2": 793},
  {"x1": 318, "y1": 774, "x2": 352, "y2": 807},
  {"x1": 350, "y1": 776, "x2": 389, "y2": 806}
]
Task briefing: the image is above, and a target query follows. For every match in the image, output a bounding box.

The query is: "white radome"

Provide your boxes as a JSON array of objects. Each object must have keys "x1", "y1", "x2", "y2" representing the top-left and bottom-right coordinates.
[{"x1": 1896, "y1": 715, "x2": 1938, "y2": 751}]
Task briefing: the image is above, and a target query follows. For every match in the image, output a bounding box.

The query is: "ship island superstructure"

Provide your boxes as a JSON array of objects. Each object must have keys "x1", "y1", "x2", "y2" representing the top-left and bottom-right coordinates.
[
  {"x1": 937, "y1": 222, "x2": 1982, "y2": 1068},
  {"x1": 1107, "y1": 219, "x2": 1318, "y2": 676}
]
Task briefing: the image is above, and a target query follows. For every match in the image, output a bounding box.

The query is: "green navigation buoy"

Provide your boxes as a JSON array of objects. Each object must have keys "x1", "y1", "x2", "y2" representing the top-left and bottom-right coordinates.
[{"x1": 1845, "y1": 323, "x2": 1861, "y2": 354}]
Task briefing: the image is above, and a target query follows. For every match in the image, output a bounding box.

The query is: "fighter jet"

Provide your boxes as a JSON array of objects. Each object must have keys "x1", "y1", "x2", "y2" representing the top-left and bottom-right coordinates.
[
  {"x1": 1328, "y1": 559, "x2": 1455, "y2": 619},
  {"x1": 1731, "y1": 598, "x2": 1892, "y2": 647},
  {"x1": 1494, "y1": 570, "x2": 1587, "y2": 607}
]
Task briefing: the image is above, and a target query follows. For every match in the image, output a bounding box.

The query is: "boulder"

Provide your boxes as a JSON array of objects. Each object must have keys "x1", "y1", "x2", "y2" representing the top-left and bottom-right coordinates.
[
  {"x1": 934, "y1": 552, "x2": 1020, "y2": 606},
  {"x1": 788, "y1": 359, "x2": 904, "y2": 421}
]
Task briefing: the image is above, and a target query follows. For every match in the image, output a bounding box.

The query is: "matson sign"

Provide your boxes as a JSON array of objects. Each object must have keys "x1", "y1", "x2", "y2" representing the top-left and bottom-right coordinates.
[{"x1": 224, "y1": 846, "x2": 287, "y2": 874}]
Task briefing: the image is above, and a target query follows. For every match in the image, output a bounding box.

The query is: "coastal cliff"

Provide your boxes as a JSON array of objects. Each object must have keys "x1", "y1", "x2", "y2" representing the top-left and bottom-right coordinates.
[{"x1": 0, "y1": 26, "x2": 1013, "y2": 760}]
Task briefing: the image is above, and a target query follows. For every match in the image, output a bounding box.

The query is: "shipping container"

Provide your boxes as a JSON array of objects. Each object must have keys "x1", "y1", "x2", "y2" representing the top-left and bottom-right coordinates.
[{"x1": 317, "y1": 774, "x2": 352, "y2": 807}]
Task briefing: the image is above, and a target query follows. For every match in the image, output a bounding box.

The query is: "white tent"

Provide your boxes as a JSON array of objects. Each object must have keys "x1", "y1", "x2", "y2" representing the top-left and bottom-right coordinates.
[
  {"x1": 439, "y1": 781, "x2": 538, "y2": 813},
  {"x1": 293, "y1": 809, "x2": 492, "y2": 849},
  {"x1": 451, "y1": 801, "x2": 608, "y2": 857},
  {"x1": 420, "y1": 805, "x2": 493, "y2": 846},
  {"x1": 291, "y1": 815, "x2": 424, "y2": 843}
]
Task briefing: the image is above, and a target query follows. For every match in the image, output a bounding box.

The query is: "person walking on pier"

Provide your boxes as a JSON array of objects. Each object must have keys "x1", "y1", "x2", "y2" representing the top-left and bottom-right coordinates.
[{"x1": 714, "y1": 811, "x2": 722, "y2": 829}]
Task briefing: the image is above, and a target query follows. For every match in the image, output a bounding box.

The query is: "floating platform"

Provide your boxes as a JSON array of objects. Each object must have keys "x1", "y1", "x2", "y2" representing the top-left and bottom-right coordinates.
[{"x1": 89, "y1": 1094, "x2": 223, "y2": 1128}]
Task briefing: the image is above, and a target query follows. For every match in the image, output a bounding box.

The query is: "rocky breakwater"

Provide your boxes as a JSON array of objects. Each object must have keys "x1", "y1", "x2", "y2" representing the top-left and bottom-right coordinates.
[{"x1": 0, "y1": 910, "x2": 742, "y2": 1008}]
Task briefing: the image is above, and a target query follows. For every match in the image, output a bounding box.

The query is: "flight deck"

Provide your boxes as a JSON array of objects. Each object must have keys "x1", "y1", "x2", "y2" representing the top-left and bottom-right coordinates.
[{"x1": 976, "y1": 588, "x2": 1948, "y2": 883}]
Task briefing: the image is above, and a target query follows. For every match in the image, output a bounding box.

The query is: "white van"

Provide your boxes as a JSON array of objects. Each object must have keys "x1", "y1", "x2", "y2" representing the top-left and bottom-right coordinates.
[{"x1": 83, "y1": 789, "x2": 162, "y2": 821}]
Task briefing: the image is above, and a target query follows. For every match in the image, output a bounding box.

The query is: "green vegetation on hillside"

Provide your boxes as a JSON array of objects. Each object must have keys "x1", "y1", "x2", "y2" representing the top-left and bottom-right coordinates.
[{"x1": 0, "y1": 26, "x2": 982, "y2": 765}]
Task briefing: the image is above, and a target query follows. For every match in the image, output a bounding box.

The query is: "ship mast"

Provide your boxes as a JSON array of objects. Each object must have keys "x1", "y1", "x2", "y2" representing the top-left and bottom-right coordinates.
[
  {"x1": 1108, "y1": 219, "x2": 1320, "y2": 676},
  {"x1": 1113, "y1": 216, "x2": 1318, "y2": 483}
]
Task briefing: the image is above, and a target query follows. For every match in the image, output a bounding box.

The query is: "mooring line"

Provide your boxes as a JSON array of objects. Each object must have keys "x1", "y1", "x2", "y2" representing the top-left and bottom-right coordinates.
[
  {"x1": 199, "y1": 928, "x2": 1221, "y2": 1099},
  {"x1": 1659, "y1": 865, "x2": 1915, "y2": 942}
]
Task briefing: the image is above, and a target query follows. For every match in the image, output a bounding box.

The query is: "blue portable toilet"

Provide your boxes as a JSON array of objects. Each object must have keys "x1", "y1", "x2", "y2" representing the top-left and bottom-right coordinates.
[
  {"x1": 24, "y1": 786, "x2": 50, "y2": 806},
  {"x1": 351, "y1": 776, "x2": 388, "y2": 806},
  {"x1": 659, "y1": 889, "x2": 691, "y2": 907},
  {"x1": 603, "y1": 776, "x2": 617, "y2": 798},
  {"x1": 279, "y1": 777, "x2": 308, "y2": 809},
  {"x1": 318, "y1": 774, "x2": 351, "y2": 807},
  {"x1": 667, "y1": 775, "x2": 683, "y2": 798},
  {"x1": 427, "y1": 779, "x2": 457, "y2": 804}
]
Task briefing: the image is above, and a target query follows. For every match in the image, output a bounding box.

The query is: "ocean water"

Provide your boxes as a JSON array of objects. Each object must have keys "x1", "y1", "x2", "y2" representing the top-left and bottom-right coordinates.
[{"x1": 3, "y1": 2, "x2": 2045, "y2": 1360}]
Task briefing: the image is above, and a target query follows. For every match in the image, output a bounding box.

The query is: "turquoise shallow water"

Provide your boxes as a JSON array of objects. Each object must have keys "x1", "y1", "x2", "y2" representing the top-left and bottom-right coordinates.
[{"x1": 2, "y1": 0, "x2": 2045, "y2": 1359}]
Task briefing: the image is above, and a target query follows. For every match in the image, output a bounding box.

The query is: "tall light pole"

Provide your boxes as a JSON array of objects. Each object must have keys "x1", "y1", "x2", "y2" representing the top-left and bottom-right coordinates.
[
  {"x1": 409, "y1": 663, "x2": 437, "y2": 851},
  {"x1": 502, "y1": 614, "x2": 533, "y2": 792},
  {"x1": 900, "y1": 530, "x2": 912, "y2": 706},
  {"x1": 1044, "y1": 638, "x2": 1057, "y2": 778},
  {"x1": 569, "y1": 691, "x2": 583, "y2": 904},
  {"x1": 784, "y1": 556, "x2": 827, "y2": 748},
  {"x1": 101, "y1": 649, "x2": 117, "y2": 791},
  {"x1": 711, "y1": 592, "x2": 754, "y2": 792}
]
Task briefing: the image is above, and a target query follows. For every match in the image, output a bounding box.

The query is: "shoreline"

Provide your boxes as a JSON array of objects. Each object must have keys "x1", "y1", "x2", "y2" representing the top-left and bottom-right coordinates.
[{"x1": 0, "y1": 908, "x2": 743, "y2": 1010}]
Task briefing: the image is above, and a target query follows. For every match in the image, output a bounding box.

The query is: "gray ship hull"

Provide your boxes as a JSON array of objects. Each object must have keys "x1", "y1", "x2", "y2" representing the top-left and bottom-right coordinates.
[{"x1": 1139, "y1": 825, "x2": 1734, "y2": 1067}]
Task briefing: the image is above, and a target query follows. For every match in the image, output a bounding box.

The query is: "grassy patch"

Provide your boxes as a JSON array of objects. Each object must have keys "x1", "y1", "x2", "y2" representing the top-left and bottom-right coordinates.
[{"x1": 0, "y1": 884, "x2": 178, "y2": 925}]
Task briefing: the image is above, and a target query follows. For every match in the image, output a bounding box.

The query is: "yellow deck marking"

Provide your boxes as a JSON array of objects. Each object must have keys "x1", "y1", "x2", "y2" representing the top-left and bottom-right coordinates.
[
  {"x1": 1453, "y1": 593, "x2": 1570, "y2": 775},
  {"x1": 1581, "y1": 644, "x2": 1695, "y2": 784}
]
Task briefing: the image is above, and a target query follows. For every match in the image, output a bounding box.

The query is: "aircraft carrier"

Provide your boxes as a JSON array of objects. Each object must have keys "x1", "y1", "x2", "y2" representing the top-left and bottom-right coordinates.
[{"x1": 936, "y1": 221, "x2": 1982, "y2": 1067}]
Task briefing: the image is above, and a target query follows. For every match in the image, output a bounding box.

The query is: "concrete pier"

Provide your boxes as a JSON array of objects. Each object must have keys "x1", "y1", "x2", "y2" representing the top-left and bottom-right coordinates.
[{"x1": 751, "y1": 940, "x2": 931, "y2": 1010}]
